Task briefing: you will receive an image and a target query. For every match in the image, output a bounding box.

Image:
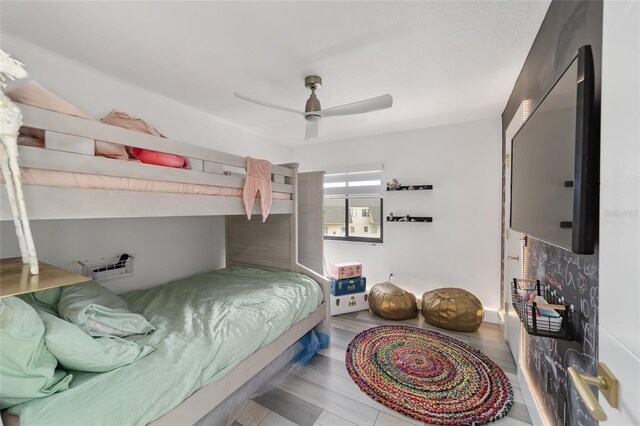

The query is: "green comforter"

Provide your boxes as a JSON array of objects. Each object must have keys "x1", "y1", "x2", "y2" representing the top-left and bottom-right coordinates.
[{"x1": 9, "y1": 267, "x2": 323, "y2": 426}]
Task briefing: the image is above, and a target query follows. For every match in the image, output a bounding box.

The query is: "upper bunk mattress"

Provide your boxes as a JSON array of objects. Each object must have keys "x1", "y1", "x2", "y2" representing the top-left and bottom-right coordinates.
[
  {"x1": 8, "y1": 267, "x2": 323, "y2": 426},
  {"x1": 10, "y1": 168, "x2": 291, "y2": 200}
]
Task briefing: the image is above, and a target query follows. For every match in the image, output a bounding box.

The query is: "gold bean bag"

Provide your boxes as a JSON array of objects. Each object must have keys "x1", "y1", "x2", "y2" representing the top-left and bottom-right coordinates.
[
  {"x1": 369, "y1": 282, "x2": 418, "y2": 320},
  {"x1": 422, "y1": 288, "x2": 484, "y2": 332}
]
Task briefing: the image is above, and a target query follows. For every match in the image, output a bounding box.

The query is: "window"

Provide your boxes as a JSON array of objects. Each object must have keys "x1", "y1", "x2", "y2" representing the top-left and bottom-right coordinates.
[
  {"x1": 324, "y1": 199, "x2": 346, "y2": 237},
  {"x1": 323, "y1": 197, "x2": 383, "y2": 242},
  {"x1": 323, "y1": 168, "x2": 383, "y2": 243}
]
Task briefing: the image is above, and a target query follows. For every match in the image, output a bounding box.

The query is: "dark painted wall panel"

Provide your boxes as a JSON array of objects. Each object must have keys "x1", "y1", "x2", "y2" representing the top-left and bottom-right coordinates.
[
  {"x1": 501, "y1": 1, "x2": 602, "y2": 425},
  {"x1": 526, "y1": 237, "x2": 599, "y2": 426},
  {"x1": 503, "y1": 1, "x2": 602, "y2": 131}
]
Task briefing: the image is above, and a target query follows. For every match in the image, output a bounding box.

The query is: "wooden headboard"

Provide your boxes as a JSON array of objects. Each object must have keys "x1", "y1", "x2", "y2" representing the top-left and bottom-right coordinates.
[{"x1": 226, "y1": 214, "x2": 297, "y2": 271}]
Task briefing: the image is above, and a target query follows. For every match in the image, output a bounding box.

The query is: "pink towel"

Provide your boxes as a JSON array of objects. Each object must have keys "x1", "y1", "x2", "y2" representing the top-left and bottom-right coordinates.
[{"x1": 243, "y1": 157, "x2": 273, "y2": 222}]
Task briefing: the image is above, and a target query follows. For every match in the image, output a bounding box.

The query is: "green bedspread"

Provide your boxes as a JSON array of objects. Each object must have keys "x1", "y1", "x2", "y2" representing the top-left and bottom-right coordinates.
[{"x1": 9, "y1": 267, "x2": 323, "y2": 426}]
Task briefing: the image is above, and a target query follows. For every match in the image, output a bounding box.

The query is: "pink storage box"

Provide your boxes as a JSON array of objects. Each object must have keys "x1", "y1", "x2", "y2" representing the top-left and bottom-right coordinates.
[{"x1": 330, "y1": 262, "x2": 362, "y2": 280}]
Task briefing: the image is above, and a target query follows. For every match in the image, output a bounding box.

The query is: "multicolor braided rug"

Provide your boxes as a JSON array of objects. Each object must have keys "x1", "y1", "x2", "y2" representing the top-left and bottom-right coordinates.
[{"x1": 345, "y1": 325, "x2": 513, "y2": 425}]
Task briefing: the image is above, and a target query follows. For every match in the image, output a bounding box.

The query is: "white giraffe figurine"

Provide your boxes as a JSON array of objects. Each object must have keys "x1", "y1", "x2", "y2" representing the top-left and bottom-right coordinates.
[{"x1": 0, "y1": 50, "x2": 38, "y2": 274}]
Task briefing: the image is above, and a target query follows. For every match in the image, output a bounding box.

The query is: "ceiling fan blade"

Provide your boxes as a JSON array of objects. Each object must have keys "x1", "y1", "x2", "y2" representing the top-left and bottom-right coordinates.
[
  {"x1": 234, "y1": 92, "x2": 304, "y2": 115},
  {"x1": 321, "y1": 94, "x2": 393, "y2": 118},
  {"x1": 305, "y1": 120, "x2": 319, "y2": 140}
]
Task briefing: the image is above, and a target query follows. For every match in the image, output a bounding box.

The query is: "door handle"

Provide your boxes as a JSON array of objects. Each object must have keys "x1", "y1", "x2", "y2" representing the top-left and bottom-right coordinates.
[
  {"x1": 568, "y1": 362, "x2": 619, "y2": 421},
  {"x1": 507, "y1": 255, "x2": 520, "y2": 261}
]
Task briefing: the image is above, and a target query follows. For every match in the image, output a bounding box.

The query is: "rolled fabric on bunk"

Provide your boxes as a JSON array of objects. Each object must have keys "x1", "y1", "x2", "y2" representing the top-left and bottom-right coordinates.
[
  {"x1": 7, "y1": 81, "x2": 128, "y2": 159},
  {"x1": 130, "y1": 147, "x2": 188, "y2": 168},
  {"x1": 101, "y1": 110, "x2": 189, "y2": 169}
]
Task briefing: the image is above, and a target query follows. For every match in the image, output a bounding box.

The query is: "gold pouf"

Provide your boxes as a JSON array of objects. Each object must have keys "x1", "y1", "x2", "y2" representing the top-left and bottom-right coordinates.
[
  {"x1": 422, "y1": 288, "x2": 484, "y2": 332},
  {"x1": 369, "y1": 282, "x2": 418, "y2": 320}
]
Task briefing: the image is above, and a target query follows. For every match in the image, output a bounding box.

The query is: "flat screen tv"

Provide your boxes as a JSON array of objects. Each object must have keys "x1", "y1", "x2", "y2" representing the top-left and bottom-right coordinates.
[{"x1": 511, "y1": 45, "x2": 598, "y2": 255}]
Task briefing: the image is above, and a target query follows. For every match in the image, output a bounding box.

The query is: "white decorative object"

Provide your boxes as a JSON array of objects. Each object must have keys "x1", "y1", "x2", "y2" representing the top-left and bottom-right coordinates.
[
  {"x1": 0, "y1": 50, "x2": 38, "y2": 274},
  {"x1": 386, "y1": 178, "x2": 400, "y2": 191}
]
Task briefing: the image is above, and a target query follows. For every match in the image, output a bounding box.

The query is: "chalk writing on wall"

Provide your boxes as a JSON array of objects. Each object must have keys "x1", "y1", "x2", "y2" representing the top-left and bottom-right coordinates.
[{"x1": 526, "y1": 237, "x2": 598, "y2": 426}]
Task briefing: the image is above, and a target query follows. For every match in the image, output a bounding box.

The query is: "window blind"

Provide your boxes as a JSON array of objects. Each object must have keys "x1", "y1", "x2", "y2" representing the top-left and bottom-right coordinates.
[{"x1": 323, "y1": 168, "x2": 383, "y2": 198}]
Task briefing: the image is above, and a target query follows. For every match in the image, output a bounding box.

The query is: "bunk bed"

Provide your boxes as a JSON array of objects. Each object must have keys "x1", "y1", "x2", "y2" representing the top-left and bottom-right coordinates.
[
  {"x1": 0, "y1": 103, "x2": 331, "y2": 425},
  {"x1": 0, "y1": 103, "x2": 297, "y2": 220}
]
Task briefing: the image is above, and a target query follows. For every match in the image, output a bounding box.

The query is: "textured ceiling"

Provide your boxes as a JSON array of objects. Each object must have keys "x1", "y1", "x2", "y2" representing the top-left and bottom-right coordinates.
[{"x1": 1, "y1": 1, "x2": 549, "y2": 146}]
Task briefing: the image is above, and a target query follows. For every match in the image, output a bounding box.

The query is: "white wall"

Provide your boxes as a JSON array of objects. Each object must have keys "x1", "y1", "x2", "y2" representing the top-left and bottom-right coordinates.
[
  {"x1": 0, "y1": 34, "x2": 293, "y2": 292},
  {"x1": 0, "y1": 34, "x2": 292, "y2": 163},
  {"x1": 598, "y1": 1, "x2": 640, "y2": 423},
  {"x1": 0, "y1": 217, "x2": 226, "y2": 294},
  {"x1": 293, "y1": 118, "x2": 503, "y2": 318}
]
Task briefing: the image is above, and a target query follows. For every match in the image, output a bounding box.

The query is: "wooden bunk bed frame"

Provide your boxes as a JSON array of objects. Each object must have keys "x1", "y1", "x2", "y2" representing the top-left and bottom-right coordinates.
[
  {"x1": 0, "y1": 103, "x2": 296, "y2": 219},
  {"x1": 0, "y1": 103, "x2": 331, "y2": 426}
]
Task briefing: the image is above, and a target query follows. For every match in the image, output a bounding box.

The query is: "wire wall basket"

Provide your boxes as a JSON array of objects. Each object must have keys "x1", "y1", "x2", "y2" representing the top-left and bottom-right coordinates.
[
  {"x1": 77, "y1": 254, "x2": 133, "y2": 281},
  {"x1": 511, "y1": 278, "x2": 575, "y2": 341}
]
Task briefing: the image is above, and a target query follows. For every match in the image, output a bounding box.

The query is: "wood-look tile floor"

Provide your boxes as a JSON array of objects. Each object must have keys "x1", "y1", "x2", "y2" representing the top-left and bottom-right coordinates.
[{"x1": 233, "y1": 311, "x2": 532, "y2": 426}]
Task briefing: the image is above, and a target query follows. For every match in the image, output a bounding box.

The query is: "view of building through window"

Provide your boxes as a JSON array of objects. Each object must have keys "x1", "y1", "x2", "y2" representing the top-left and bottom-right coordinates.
[
  {"x1": 323, "y1": 197, "x2": 382, "y2": 241},
  {"x1": 324, "y1": 199, "x2": 346, "y2": 236}
]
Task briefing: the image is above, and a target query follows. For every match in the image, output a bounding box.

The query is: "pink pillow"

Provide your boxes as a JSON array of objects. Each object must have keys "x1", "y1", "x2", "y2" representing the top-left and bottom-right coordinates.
[
  {"x1": 6, "y1": 81, "x2": 128, "y2": 160},
  {"x1": 130, "y1": 148, "x2": 188, "y2": 168},
  {"x1": 101, "y1": 110, "x2": 188, "y2": 169}
]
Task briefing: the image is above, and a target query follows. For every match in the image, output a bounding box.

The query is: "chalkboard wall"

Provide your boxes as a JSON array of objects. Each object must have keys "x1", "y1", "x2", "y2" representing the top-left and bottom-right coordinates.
[
  {"x1": 501, "y1": 1, "x2": 602, "y2": 425},
  {"x1": 526, "y1": 237, "x2": 599, "y2": 425}
]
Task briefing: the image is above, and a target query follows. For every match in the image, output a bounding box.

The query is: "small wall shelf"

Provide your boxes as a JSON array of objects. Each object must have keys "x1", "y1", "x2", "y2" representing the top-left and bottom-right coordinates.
[
  {"x1": 386, "y1": 215, "x2": 433, "y2": 223},
  {"x1": 386, "y1": 184, "x2": 433, "y2": 191},
  {"x1": 0, "y1": 257, "x2": 91, "y2": 298}
]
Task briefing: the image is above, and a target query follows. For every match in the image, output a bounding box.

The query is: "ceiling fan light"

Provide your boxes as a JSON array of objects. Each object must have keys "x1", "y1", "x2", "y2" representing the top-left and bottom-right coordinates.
[
  {"x1": 305, "y1": 93, "x2": 321, "y2": 113},
  {"x1": 236, "y1": 76, "x2": 393, "y2": 140}
]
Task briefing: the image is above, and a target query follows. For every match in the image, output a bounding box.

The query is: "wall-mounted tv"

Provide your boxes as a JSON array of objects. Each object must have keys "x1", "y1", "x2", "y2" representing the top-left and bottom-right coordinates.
[{"x1": 510, "y1": 45, "x2": 598, "y2": 255}]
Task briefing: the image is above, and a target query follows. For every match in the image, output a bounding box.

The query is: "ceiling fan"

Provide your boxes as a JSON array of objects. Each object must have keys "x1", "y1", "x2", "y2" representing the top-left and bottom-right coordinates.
[{"x1": 234, "y1": 75, "x2": 393, "y2": 140}]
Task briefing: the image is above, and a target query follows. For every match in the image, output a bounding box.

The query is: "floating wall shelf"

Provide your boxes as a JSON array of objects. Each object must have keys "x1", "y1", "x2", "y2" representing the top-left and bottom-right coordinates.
[
  {"x1": 386, "y1": 184, "x2": 433, "y2": 191},
  {"x1": 386, "y1": 215, "x2": 433, "y2": 223},
  {"x1": 1, "y1": 257, "x2": 91, "y2": 298}
]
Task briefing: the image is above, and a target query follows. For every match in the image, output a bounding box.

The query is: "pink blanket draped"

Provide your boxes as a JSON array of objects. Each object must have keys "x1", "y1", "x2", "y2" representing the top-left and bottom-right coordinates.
[{"x1": 243, "y1": 157, "x2": 273, "y2": 222}]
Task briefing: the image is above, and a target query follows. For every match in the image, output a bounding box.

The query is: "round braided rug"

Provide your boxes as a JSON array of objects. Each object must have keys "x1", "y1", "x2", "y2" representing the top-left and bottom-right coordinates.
[{"x1": 345, "y1": 325, "x2": 513, "y2": 425}]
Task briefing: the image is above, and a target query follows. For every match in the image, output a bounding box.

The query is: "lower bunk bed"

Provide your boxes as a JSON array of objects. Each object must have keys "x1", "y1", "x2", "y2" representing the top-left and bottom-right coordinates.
[{"x1": 1, "y1": 266, "x2": 330, "y2": 426}]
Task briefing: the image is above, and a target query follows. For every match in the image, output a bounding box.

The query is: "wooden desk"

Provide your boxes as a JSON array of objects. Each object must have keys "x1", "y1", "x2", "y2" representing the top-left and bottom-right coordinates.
[{"x1": 0, "y1": 257, "x2": 91, "y2": 298}]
